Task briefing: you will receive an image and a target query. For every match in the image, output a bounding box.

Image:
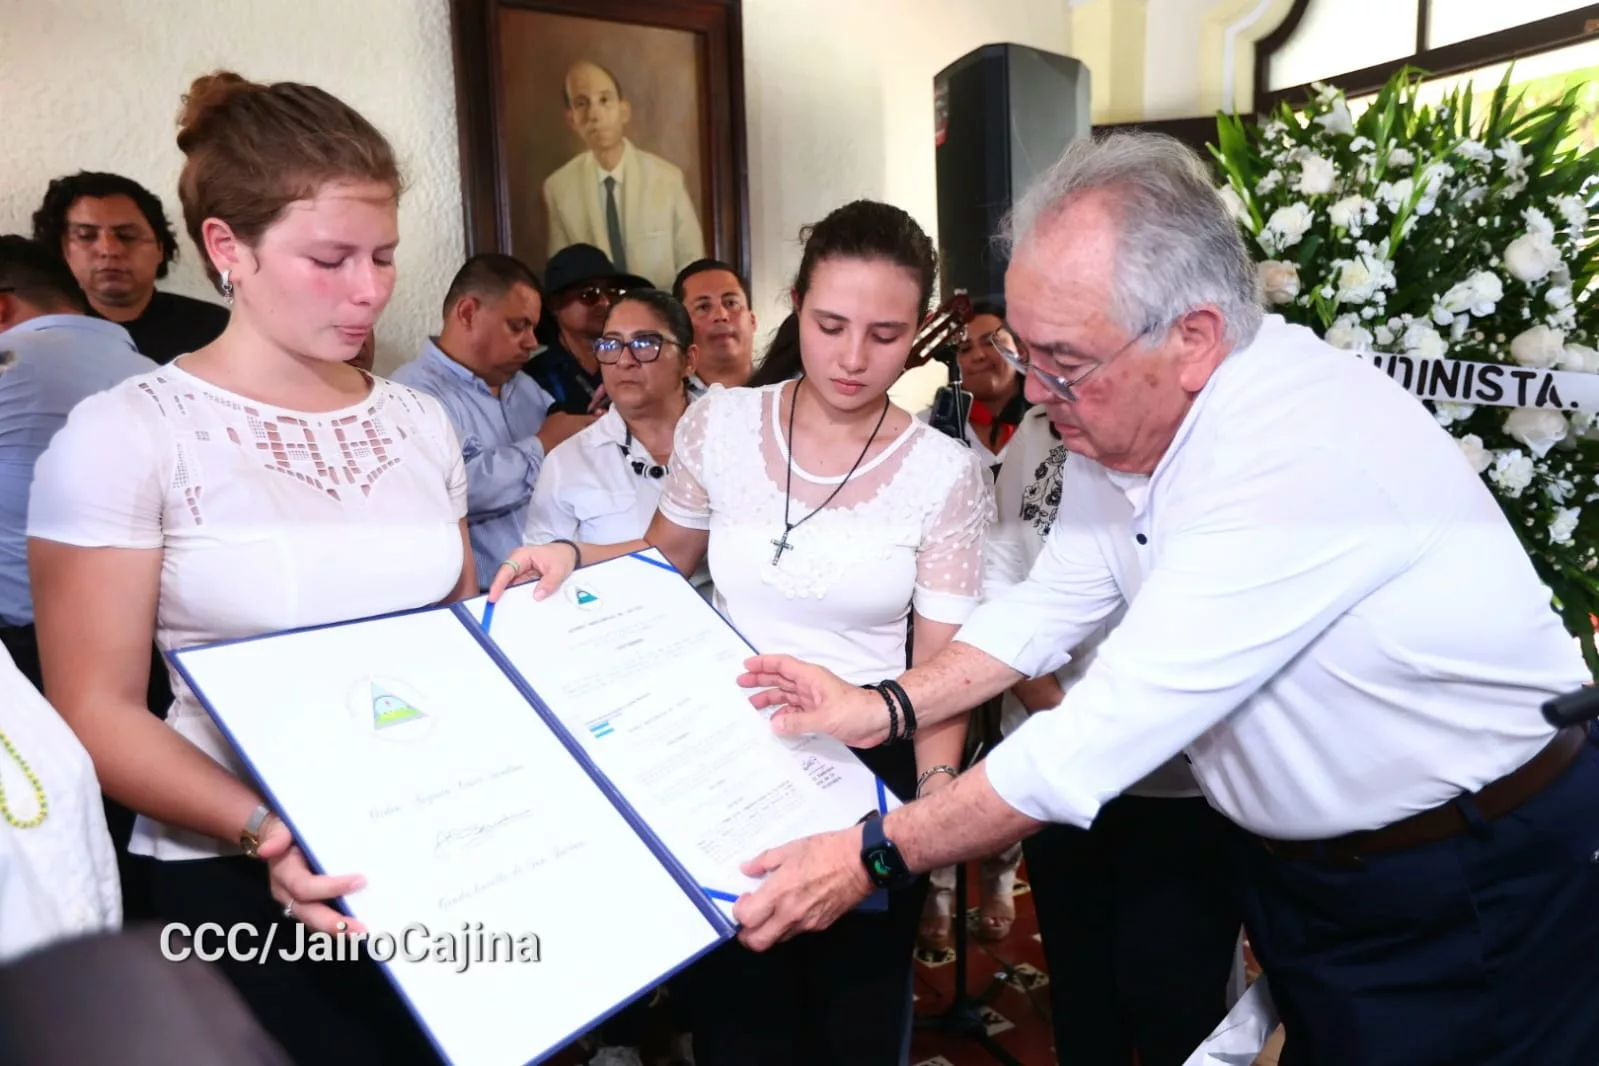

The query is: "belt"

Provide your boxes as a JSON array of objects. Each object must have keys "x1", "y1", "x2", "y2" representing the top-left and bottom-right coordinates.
[{"x1": 1259, "y1": 725, "x2": 1588, "y2": 865}]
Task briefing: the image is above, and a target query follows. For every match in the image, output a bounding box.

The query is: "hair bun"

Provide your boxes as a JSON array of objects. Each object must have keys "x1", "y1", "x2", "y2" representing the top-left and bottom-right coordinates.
[{"x1": 176, "y1": 71, "x2": 261, "y2": 152}]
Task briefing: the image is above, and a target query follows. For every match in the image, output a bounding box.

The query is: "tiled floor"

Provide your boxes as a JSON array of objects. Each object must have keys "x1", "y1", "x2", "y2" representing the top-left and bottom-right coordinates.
[
  {"x1": 907, "y1": 864, "x2": 1283, "y2": 1066},
  {"x1": 907, "y1": 871, "x2": 1059, "y2": 1064},
  {"x1": 548, "y1": 859, "x2": 1285, "y2": 1066}
]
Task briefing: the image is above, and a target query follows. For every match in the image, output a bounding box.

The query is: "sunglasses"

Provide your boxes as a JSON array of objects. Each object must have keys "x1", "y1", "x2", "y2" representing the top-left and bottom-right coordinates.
[{"x1": 563, "y1": 285, "x2": 624, "y2": 307}]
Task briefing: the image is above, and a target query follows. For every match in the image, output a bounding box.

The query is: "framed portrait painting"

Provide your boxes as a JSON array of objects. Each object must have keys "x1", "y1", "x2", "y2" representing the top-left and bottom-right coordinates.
[{"x1": 449, "y1": 0, "x2": 749, "y2": 292}]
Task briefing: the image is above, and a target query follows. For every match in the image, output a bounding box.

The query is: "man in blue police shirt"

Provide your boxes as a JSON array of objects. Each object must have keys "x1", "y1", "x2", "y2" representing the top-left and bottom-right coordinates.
[
  {"x1": 0, "y1": 235, "x2": 157, "y2": 688},
  {"x1": 392, "y1": 254, "x2": 592, "y2": 591}
]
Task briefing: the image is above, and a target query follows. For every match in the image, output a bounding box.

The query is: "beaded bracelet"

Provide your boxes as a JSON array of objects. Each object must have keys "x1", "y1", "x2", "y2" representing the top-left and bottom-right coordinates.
[
  {"x1": 864, "y1": 683, "x2": 900, "y2": 743},
  {"x1": 880, "y1": 678, "x2": 916, "y2": 741}
]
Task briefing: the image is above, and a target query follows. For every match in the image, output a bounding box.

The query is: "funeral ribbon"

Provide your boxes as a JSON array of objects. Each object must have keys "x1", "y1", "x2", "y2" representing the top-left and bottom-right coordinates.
[{"x1": 1354, "y1": 351, "x2": 1599, "y2": 414}]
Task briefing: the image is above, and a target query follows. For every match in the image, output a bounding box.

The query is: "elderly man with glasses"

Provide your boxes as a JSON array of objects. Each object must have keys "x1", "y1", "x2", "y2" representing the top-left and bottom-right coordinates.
[{"x1": 728, "y1": 133, "x2": 1599, "y2": 1066}]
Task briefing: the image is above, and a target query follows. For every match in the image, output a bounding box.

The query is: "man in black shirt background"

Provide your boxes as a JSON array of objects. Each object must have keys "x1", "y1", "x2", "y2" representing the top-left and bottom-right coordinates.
[
  {"x1": 32, "y1": 171, "x2": 228, "y2": 363},
  {"x1": 28, "y1": 173, "x2": 225, "y2": 924}
]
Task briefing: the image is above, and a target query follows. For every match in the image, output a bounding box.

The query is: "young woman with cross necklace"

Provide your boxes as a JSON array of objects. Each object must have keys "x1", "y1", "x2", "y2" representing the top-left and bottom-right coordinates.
[{"x1": 490, "y1": 199, "x2": 993, "y2": 1066}]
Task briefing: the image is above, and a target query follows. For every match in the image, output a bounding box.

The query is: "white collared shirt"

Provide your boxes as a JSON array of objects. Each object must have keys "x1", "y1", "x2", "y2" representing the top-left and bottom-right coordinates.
[
  {"x1": 523, "y1": 407, "x2": 710, "y2": 589},
  {"x1": 983, "y1": 408, "x2": 1198, "y2": 797},
  {"x1": 965, "y1": 315, "x2": 1588, "y2": 840}
]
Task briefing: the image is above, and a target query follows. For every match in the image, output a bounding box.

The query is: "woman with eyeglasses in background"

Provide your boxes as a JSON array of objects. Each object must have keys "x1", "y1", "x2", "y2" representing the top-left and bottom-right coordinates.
[{"x1": 523, "y1": 288, "x2": 710, "y2": 594}]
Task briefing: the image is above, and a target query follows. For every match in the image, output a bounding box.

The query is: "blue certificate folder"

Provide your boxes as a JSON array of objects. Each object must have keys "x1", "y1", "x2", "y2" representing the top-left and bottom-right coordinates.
[{"x1": 167, "y1": 550, "x2": 896, "y2": 1066}]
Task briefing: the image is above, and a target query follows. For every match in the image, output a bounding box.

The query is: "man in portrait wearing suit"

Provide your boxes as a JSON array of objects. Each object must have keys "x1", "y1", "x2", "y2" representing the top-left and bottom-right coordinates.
[{"x1": 543, "y1": 59, "x2": 705, "y2": 290}]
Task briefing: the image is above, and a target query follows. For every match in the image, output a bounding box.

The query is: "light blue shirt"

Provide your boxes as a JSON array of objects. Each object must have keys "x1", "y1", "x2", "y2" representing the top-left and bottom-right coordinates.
[
  {"x1": 0, "y1": 315, "x2": 157, "y2": 625},
  {"x1": 390, "y1": 339, "x2": 554, "y2": 591}
]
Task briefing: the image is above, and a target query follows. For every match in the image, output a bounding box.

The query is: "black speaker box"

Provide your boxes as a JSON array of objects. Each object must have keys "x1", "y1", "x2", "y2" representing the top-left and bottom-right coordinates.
[{"x1": 933, "y1": 43, "x2": 1090, "y2": 304}]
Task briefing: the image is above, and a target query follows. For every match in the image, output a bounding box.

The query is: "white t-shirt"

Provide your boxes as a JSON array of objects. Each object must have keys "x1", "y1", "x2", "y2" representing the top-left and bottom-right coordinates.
[
  {"x1": 656, "y1": 383, "x2": 992, "y2": 684},
  {"x1": 985, "y1": 407, "x2": 1199, "y2": 798},
  {"x1": 27, "y1": 364, "x2": 468, "y2": 861},
  {"x1": 0, "y1": 646, "x2": 121, "y2": 963}
]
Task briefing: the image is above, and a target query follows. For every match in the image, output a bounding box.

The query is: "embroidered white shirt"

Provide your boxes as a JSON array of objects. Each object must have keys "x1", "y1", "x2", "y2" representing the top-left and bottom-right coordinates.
[{"x1": 27, "y1": 364, "x2": 468, "y2": 860}]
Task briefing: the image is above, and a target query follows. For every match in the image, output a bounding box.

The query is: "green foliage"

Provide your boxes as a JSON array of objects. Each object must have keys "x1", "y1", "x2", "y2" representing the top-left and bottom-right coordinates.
[{"x1": 1210, "y1": 68, "x2": 1599, "y2": 675}]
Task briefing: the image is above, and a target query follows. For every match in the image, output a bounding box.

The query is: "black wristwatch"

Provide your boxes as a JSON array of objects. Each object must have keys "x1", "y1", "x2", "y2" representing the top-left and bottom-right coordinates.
[{"x1": 859, "y1": 815, "x2": 915, "y2": 891}]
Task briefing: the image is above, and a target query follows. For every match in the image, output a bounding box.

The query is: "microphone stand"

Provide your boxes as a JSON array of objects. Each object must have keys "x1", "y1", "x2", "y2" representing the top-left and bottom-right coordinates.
[
  {"x1": 926, "y1": 344, "x2": 973, "y2": 445},
  {"x1": 913, "y1": 309, "x2": 1028, "y2": 1063},
  {"x1": 912, "y1": 696, "x2": 1025, "y2": 1066}
]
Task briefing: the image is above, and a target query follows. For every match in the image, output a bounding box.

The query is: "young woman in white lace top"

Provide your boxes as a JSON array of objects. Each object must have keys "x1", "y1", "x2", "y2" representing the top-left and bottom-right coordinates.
[
  {"x1": 26, "y1": 72, "x2": 471, "y2": 1065},
  {"x1": 492, "y1": 200, "x2": 993, "y2": 1065}
]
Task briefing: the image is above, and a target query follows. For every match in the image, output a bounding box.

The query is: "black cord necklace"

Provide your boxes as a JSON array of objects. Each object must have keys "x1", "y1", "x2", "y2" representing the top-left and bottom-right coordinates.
[
  {"x1": 770, "y1": 376, "x2": 891, "y2": 565},
  {"x1": 616, "y1": 425, "x2": 667, "y2": 479}
]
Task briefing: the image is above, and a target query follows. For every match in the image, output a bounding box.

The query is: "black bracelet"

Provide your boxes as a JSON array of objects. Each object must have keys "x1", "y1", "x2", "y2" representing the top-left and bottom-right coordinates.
[
  {"x1": 550, "y1": 538, "x2": 583, "y2": 569},
  {"x1": 864, "y1": 683, "x2": 900, "y2": 743},
  {"x1": 881, "y1": 679, "x2": 916, "y2": 741}
]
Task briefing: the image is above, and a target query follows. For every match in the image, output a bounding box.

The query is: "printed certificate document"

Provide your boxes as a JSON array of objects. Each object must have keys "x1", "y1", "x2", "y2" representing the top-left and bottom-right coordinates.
[
  {"x1": 169, "y1": 550, "x2": 898, "y2": 1066},
  {"x1": 465, "y1": 550, "x2": 898, "y2": 914}
]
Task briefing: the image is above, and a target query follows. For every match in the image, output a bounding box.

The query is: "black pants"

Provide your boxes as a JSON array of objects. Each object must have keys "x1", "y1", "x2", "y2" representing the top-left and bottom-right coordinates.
[
  {"x1": 0, "y1": 622, "x2": 42, "y2": 691},
  {"x1": 682, "y1": 878, "x2": 924, "y2": 1066},
  {"x1": 1239, "y1": 726, "x2": 1599, "y2": 1066},
  {"x1": 683, "y1": 740, "x2": 922, "y2": 1065},
  {"x1": 146, "y1": 855, "x2": 441, "y2": 1066},
  {"x1": 1023, "y1": 794, "x2": 1243, "y2": 1066}
]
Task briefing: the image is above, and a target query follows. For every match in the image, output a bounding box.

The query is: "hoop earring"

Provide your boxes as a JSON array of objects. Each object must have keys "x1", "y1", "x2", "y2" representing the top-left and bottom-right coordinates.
[{"x1": 219, "y1": 269, "x2": 233, "y2": 303}]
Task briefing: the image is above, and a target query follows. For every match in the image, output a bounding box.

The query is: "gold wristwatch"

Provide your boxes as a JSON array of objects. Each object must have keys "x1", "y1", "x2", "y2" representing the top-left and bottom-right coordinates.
[{"x1": 240, "y1": 804, "x2": 273, "y2": 858}]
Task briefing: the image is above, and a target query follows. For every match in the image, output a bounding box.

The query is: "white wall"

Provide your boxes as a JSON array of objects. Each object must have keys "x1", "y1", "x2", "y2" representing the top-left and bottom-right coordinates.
[
  {"x1": 0, "y1": 0, "x2": 1071, "y2": 389},
  {"x1": 741, "y1": 0, "x2": 1071, "y2": 404},
  {"x1": 0, "y1": 0, "x2": 462, "y2": 376},
  {"x1": 1142, "y1": 0, "x2": 1213, "y2": 119}
]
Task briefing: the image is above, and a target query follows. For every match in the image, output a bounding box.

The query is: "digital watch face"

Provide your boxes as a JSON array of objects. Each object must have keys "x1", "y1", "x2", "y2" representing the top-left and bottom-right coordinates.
[{"x1": 867, "y1": 848, "x2": 897, "y2": 881}]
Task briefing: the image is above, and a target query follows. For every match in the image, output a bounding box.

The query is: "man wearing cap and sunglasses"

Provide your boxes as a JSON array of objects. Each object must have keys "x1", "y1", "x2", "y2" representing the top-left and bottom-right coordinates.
[{"x1": 525, "y1": 243, "x2": 651, "y2": 416}]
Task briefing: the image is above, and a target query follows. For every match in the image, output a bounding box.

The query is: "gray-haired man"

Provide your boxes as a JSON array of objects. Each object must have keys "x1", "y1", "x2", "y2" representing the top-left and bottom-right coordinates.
[{"x1": 729, "y1": 132, "x2": 1599, "y2": 1066}]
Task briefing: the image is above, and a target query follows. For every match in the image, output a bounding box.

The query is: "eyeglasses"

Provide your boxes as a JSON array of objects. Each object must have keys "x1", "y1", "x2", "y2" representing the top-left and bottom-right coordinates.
[
  {"x1": 593, "y1": 332, "x2": 681, "y2": 364},
  {"x1": 564, "y1": 285, "x2": 623, "y2": 307},
  {"x1": 987, "y1": 323, "x2": 1161, "y2": 402}
]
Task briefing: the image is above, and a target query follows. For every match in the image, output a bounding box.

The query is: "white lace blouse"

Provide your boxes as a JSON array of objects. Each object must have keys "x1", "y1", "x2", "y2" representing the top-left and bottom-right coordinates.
[
  {"x1": 656, "y1": 383, "x2": 993, "y2": 685},
  {"x1": 27, "y1": 364, "x2": 468, "y2": 861}
]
